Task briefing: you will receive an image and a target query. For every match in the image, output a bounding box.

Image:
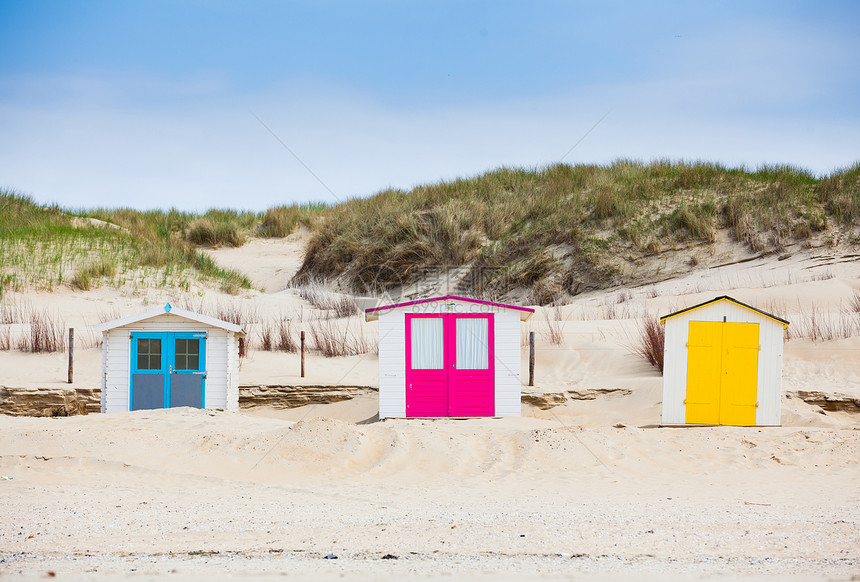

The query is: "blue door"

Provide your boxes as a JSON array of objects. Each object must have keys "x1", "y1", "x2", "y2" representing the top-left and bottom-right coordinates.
[{"x1": 130, "y1": 332, "x2": 207, "y2": 410}]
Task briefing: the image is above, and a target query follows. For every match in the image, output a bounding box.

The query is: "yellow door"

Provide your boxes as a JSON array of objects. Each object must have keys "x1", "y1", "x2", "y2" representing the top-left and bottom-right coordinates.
[
  {"x1": 720, "y1": 322, "x2": 760, "y2": 425},
  {"x1": 685, "y1": 321, "x2": 723, "y2": 424},
  {"x1": 684, "y1": 320, "x2": 760, "y2": 425}
]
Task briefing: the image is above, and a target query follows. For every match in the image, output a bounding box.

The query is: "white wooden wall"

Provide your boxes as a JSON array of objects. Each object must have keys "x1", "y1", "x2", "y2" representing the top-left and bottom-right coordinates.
[
  {"x1": 662, "y1": 301, "x2": 785, "y2": 426},
  {"x1": 225, "y1": 333, "x2": 240, "y2": 412},
  {"x1": 378, "y1": 311, "x2": 406, "y2": 419},
  {"x1": 202, "y1": 328, "x2": 229, "y2": 410},
  {"x1": 100, "y1": 314, "x2": 240, "y2": 413},
  {"x1": 493, "y1": 310, "x2": 523, "y2": 416},
  {"x1": 103, "y1": 329, "x2": 130, "y2": 412},
  {"x1": 377, "y1": 299, "x2": 524, "y2": 419}
]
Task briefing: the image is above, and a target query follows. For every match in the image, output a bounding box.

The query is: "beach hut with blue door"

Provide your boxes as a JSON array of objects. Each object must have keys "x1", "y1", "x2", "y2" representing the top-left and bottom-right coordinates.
[{"x1": 94, "y1": 304, "x2": 245, "y2": 413}]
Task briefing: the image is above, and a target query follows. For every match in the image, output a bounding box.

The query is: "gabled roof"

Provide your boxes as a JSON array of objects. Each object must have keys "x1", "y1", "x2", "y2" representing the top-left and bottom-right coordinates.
[
  {"x1": 660, "y1": 295, "x2": 789, "y2": 328},
  {"x1": 365, "y1": 295, "x2": 535, "y2": 322},
  {"x1": 93, "y1": 303, "x2": 246, "y2": 335}
]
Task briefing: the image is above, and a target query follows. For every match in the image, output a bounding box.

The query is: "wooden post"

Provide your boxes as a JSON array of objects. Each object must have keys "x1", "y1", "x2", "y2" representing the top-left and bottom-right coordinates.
[
  {"x1": 300, "y1": 330, "x2": 305, "y2": 378},
  {"x1": 67, "y1": 328, "x2": 74, "y2": 384},
  {"x1": 528, "y1": 331, "x2": 535, "y2": 387}
]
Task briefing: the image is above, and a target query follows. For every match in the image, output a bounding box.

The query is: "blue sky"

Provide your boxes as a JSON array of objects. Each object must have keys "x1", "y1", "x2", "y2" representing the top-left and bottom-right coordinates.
[{"x1": 1, "y1": 1, "x2": 858, "y2": 211}]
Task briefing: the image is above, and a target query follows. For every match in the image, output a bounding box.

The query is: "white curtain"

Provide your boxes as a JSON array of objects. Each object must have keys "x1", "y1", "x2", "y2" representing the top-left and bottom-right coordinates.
[
  {"x1": 411, "y1": 318, "x2": 443, "y2": 369},
  {"x1": 456, "y1": 318, "x2": 489, "y2": 369}
]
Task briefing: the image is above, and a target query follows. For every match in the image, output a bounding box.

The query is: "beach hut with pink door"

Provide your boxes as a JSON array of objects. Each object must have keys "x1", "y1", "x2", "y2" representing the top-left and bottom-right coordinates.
[{"x1": 366, "y1": 295, "x2": 534, "y2": 419}]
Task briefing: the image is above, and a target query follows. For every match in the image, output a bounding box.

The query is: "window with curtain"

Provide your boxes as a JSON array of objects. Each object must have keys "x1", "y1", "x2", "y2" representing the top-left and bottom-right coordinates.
[
  {"x1": 410, "y1": 318, "x2": 443, "y2": 369},
  {"x1": 456, "y1": 318, "x2": 489, "y2": 369}
]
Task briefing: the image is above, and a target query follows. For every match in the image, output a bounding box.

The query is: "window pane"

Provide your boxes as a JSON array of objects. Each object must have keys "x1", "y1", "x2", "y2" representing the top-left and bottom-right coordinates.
[
  {"x1": 175, "y1": 339, "x2": 186, "y2": 370},
  {"x1": 150, "y1": 340, "x2": 162, "y2": 369},
  {"x1": 174, "y1": 338, "x2": 199, "y2": 370},
  {"x1": 410, "y1": 318, "x2": 443, "y2": 369},
  {"x1": 137, "y1": 339, "x2": 162, "y2": 370},
  {"x1": 456, "y1": 318, "x2": 489, "y2": 369}
]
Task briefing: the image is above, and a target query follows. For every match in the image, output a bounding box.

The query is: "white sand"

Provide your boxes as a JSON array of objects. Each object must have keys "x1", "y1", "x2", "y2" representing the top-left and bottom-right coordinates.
[
  {"x1": 1, "y1": 410, "x2": 857, "y2": 580},
  {"x1": 201, "y1": 231, "x2": 308, "y2": 294},
  {"x1": 0, "y1": 235, "x2": 858, "y2": 580}
]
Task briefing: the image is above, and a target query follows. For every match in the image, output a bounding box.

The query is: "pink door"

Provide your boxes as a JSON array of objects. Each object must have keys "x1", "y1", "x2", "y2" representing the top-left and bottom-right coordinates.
[
  {"x1": 405, "y1": 313, "x2": 494, "y2": 417},
  {"x1": 405, "y1": 314, "x2": 447, "y2": 417},
  {"x1": 448, "y1": 314, "x2": 494, "y2": 417}
]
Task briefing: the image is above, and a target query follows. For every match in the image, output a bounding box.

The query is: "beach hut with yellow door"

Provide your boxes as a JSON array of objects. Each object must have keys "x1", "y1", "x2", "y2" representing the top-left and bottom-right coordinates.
[{"x1": 660, "y1": 296, "x2": 789, "y2": 426}]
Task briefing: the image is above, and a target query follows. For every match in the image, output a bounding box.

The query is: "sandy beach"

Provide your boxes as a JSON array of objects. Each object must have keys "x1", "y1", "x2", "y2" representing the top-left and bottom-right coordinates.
[
  {"x1": 1, "y1": 234, "x2": 858, "y2": 581},
  {"x1": 1, "y1": 410, "x2": 857, "y2": 581}
]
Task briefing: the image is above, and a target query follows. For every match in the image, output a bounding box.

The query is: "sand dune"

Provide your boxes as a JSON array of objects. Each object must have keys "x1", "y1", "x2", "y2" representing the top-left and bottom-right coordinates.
[{"x1": 1, "y1": 234, "x2": 858, "y2": 580}]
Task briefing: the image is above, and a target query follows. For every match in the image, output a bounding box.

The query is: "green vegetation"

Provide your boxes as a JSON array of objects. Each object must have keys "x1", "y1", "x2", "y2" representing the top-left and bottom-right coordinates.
[
  {"x1": 71, "y1": 257, "x2": 118, "y2": 291},
  {"x1": 83, "y1": 207, "x2": 260, "y2": 247},
  {"x1": 294, "y1": 160, "x2": 860, "y2": 301},
  {"x1": 0, "y1": 191, "x2": 254, "y2": 295},
  {"x1": 257, "y1": 203, "x2": 328, "y2": 238},
  {"x1": 3, "y1": 159, "x2": 858, "y2": 302},
  {"x1": 186, "y1": 210, "x2": 253, "y2": 247},
  {"x1": 0, "y1": 190, "x2": 331, "y2": 296}
]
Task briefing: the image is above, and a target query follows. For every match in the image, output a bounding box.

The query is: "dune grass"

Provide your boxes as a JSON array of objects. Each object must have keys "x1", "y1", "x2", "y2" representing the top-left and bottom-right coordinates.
[
  {"x1": 0, "y1": 190, "x2": 254, "y2": 294},
  {"x1": 20, "y1": 310, "x2": 66, "y2": 353},
  {"x1": 783, "y1": 305, "x2": 860, "y2": 341},
  {"x1": 259, "y1": 316, "x2": 299, "y2": 353},
  {"x1": 308, "y1": 318, "x2": 375, "y2": 357},
  {"x1": 541, "y1": 307, "x2": 566, "y2": 345},
  {"x1": 3, "y1": 159, "x2": 858, "y2": 302},
  {"x1": 288, "y1": 278, "x2": 359, "y2": 317},
  {"x1": 186, "y1": 211, "x2": 249, "y2": 247},
  {"x1": 0, "y1": 295, "x2": 66, "y2": 352},
  {"x1": 294, "y1": 160, "x2": 860, "y2": 301},
  {"x1": 257, "y1": 203, "x2": 328, "y2": 238},
  {"x1": 71, "y1": 258, "x2": 119, "y2": 291}
]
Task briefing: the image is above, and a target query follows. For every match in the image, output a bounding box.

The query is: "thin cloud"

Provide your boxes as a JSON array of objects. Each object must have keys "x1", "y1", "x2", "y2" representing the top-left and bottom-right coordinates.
[{"x1": 1, "y1": 71, "x2": 858, "y2": 210}]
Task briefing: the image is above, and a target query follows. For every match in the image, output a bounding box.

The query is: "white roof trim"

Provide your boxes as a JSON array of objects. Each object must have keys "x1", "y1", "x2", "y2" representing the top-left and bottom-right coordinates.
[{"x1": 93, "y1": 303, "x2": 246, "y2": 335}]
